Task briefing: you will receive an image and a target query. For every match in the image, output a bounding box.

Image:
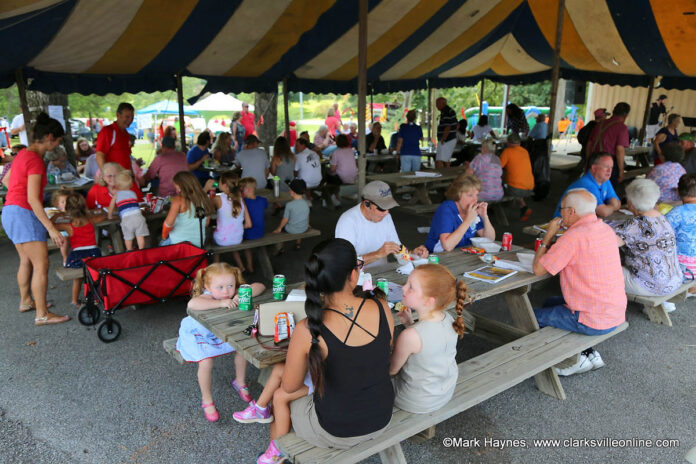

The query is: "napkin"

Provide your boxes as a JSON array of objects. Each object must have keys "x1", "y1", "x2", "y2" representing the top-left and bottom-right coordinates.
[{"x1": 396, "y1": 262, "x2": 415, "y2": 275}]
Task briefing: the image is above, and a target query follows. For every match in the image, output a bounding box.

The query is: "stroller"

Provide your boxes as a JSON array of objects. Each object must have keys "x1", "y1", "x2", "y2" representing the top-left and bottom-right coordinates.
[{"x1": 78, "y1": 242, "x2": 212, "y2": 342}]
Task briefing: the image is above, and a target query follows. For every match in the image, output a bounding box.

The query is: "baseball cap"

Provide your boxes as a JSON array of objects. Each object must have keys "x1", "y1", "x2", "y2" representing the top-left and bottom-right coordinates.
[
  {"x1": 289, "y1": 178, "x2": 307, "y2": 195},
  {"x1": 594, "y1": 108, "x2": 609, "y2": 118},
  {"x1": 289, "y1": 121, "x2": 296, "y2": 127},
  {"x1": 678, "y1": 132, "x2": 695, "y2": 142},
  {"x1": 362, "y1": 181, "x2": 399, "y2": 210}
]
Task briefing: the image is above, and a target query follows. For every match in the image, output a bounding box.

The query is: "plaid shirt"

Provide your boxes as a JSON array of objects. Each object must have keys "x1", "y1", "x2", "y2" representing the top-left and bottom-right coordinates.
[{"x1": 539, "y1": 214, "x2": 626, "y2": 330}]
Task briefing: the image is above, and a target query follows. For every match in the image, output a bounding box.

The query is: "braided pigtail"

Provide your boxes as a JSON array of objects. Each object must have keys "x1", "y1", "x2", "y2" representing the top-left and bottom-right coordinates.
[
  {"x1": 304, "y1": 253, "x2": 326, "y2": 396},
  {"x1": 452, "y1": 280, "x2": 468, "y2": 338}
]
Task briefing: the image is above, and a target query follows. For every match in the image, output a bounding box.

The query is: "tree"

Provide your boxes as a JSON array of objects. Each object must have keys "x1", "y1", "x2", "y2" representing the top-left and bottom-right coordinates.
[
  {"x1": 27, "y1": 90, "x2": 76, "y2": 167},
  {"x1": 254, "y1": 91, "x2": 277, "y2": 151}
]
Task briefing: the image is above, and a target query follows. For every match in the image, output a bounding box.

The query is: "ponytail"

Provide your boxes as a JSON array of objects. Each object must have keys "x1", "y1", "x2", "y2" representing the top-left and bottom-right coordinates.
[
  {"x1": 220, "y1": 172, "x2": 242, "y2": 218},
  {"x1": 191, "y1": 262, "x2": 244, "y2": 298},
  {"x1": 452, "y1": 280, "x2": 468, "y2": 338},
  {"x1": 304, "y1": 253, "x2": 327, "y2": 396}
]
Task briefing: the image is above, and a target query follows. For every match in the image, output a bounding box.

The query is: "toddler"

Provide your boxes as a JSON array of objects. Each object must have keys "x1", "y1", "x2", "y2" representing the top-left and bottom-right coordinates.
[
  {"x1": 272, "y1": 178, "x2": 310, "y2": 251},
  {"x1": 240, "y1": 177, "x2": 268, "y2": 272},
  {"x1": 108, "y1": 170, "x2": 149, "y2": 250},
  {"x1": 213, "y1": 173, "x2": 251, "y2": 270}
]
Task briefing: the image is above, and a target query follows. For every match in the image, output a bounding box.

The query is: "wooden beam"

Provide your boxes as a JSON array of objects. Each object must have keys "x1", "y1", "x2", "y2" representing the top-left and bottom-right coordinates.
[
  {"x1": 478, "y1": 79, "x2": 485, "y2": 117},
  {"x1": 357, "y1": 0, "x2": 368, "y2": 193},
  {"x1": 546, "y1": 0, "x2": 565, "y2": 154},
  {"x1": 175, "y1": 73, "x2": 187, "y2": 151},
  {"x1": 369, "y1": 83, "x2": 374, "y2": 123},
  {"x1": 282, "y1": 77, "x2": 290, "y2": 142},
  {"x1": 639, "y1": 77, "x2": 655, "y2": 145},
  {"x1": 427, "y1": 82, "x2": 432, "y2": 144},
  {"x1": 14, "y1": 68, "x2": 32, "y2": 141},
  {"x1": 501, "y1": 84, "x2": 510, "y2": 133}
]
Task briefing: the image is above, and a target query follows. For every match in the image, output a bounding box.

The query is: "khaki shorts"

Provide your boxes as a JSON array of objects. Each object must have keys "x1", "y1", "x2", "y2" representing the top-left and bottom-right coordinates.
[
  {"x1": 289, "y1": 394, "x2": 390, "y2": 450},
  {"x1": 120, "y1": 213, "x2": 150, "y2": 240},
  {"x1": 436, "y1": 138, "x2": 457, "y2": 162}
]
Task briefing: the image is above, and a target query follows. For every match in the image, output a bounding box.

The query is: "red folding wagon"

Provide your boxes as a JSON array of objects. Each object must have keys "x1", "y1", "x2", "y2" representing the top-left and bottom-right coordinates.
[{"x1": 78, "y1": 243, "x2": 212, "y2": 342}]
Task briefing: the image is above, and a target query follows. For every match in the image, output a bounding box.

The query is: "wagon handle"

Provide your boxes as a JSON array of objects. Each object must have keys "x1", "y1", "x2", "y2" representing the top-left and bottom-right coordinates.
[{"x1": 195, "y1": 206, "x2": 207, "y2": 249}]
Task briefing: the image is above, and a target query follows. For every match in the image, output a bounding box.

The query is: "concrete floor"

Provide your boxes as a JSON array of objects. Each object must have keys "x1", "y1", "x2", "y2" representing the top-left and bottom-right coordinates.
[{"x1": 0, "y1": 160, "x2": 694, "y2": 463}]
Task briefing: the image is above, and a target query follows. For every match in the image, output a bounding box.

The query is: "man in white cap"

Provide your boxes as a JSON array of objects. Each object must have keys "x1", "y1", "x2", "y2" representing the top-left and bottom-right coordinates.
[{"x1": 335, "y1": 181, "x2": 429, "y2": 267}]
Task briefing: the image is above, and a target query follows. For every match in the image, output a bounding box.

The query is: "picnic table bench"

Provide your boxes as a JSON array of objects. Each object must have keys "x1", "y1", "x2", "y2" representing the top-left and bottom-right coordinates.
[
  {"x1": 276, "y1": 322, "x2": 628, "y2": 464},
  {"x1": 628, "y1": 280, "x2": 696, "y2": 327},
  {"x1": 210, "y1": 229, "x2": 321, "y2": 284},
  {"x1": 366, "y1": 167, "x2": 465, "y2": 206},
  {"x1": 401, "y1": 197, "x2": 515, "y2": 226}
]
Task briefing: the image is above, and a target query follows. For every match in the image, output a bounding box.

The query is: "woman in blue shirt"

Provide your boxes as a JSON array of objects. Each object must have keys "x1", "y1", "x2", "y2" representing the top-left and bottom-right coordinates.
[
  {"x1": 395, "y1": 110, "x2": 423, "y2": 172},
  {"x1": 425, "y1": 174, "x2": 496, "y2": 253}
]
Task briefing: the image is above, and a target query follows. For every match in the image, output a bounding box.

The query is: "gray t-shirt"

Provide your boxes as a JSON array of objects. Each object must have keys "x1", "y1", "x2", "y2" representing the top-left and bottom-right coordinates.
[
  {"x1": 235, "y1": 148, "x2": 270, "y2": 187},
  {"x1": 283, "y1": 198, "x2": 310, "y2": 234}
]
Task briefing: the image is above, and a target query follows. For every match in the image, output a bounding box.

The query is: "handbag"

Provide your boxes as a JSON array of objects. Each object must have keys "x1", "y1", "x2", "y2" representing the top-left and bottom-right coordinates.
[{"x1": 255, "y1": 301, "x2": 306, "y2": 337}]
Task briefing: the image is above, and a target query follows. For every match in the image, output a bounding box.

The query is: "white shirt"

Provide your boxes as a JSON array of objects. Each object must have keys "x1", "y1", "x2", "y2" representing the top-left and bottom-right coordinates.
[
  {"x1": 294, "y1": 148, "x2": 322, "y2": 188},
  {"x1": 11, "y1": 114, "x2": 27, "y2": 146},
  {"x1": 471, "y1": 124, "x2": 492, "y2": 142},
  {"x1": 335, "y1": 203, "x2": 401, "y2": 267}
]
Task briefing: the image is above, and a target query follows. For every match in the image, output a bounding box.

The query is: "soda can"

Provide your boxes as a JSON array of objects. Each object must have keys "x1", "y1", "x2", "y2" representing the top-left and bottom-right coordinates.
[
  {"x1": 376, "y1": 278, "x2": 389, "y2": 297},
  {"x1": 534, "y1": 237, "x2": 543, "y2": 251},
  {"x1": 146, "y1": 192, "x2": 153, "y2": 204},
  {"x1": 272, "y1": 274, "x2": 286, "y2": 301},
  {"x1": 428, "y1": 255, "x2": 439, "y2": 264},
  {"x1": 48, "y1": 174, "x2": 56, "y2": 185},
  {"x1": 238, "y1": 284, "x2": 252, "y2": 311},
  {"x1": 501, "y1": 232, "x2": 513, "y2": 251}
]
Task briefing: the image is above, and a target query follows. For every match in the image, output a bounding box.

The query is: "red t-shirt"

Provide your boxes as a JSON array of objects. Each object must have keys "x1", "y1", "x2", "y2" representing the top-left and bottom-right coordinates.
[
  {"x1": 325, "y1": 116, "x2": 340, "y2": 135},
  {"x1": 86, "y1": 183, "x2": 143, "y2": 209},
  {"x1": 96, "y1": 122, "x2": 132, "y2": 170},
  {"x1": 240, "y1": 111, "x2": 255, "y2": 136},
  {"x1": 587, "y1": 116, "x2": 629, "y2": 157},
  {"x1": 5, "y1": 148, "x2": 47, "y2": 210}
]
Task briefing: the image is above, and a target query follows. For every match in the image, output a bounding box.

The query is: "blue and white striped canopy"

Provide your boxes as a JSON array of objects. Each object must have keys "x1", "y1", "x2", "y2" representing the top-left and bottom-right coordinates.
[{"x1": 2, "y1": 0, "x2": 695, "y2": 95}]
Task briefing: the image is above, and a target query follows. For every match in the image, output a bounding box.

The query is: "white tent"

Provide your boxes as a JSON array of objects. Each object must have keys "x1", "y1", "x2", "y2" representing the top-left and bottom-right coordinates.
[{"x1": 191, "y1": 93, "x2": 254, "y2": 113}]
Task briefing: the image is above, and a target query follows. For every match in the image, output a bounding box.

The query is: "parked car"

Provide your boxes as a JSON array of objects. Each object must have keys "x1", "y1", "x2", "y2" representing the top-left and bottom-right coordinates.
[{"x1": 70, "y1": 118, "x2": 93, "y2": 141}]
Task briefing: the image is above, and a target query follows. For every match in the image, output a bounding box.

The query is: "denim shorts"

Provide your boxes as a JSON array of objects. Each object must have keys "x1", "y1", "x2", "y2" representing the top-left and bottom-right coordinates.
[{"x1": 1, "y1": 205, "x2": 47, "y2": 244}]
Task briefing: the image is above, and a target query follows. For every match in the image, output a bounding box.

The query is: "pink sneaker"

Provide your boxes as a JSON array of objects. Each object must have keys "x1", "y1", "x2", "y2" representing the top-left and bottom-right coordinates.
[
  {"x1": 233, "y1": 400, "x2": 273, "y2": 424},
  {"x1": 257, "y1": 440, "x2": 283, "y2": 464},
  {"x1": 232, "y1": 379, "x2": 252, "y2": 403}
]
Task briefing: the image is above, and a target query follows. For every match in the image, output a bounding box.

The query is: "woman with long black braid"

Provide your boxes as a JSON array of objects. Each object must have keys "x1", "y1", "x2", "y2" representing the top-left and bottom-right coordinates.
[{"x1": 255, "y1": 238, "x2": 394, "y2": 463}]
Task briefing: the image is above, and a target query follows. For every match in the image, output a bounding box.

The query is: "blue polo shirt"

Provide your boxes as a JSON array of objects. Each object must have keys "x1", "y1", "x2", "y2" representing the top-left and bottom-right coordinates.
[
  {"x1": 553, "y1": 172, "x2": 619, "y2": 217},
  {"x1": 425, "y1": 200, "x2": 484, "y2": 252},
  {"x1": 397, "y1": 122, "x2": 423, "y2": 157},
  {"x1": 187, "y1": 145, "x2": 211, "y2": 183}
]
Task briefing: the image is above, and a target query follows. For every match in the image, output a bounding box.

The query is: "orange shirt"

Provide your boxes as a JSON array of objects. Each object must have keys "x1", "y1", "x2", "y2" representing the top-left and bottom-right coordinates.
[
  {"x1": 499, "y1": 145, "x2": 534, "y2": 191},
  {"x1": 557, "y1": 119, "x2": 570, "y2": 133},
  {"x1": 539, "y1": 214, "x2": 626, "y2": 330}
]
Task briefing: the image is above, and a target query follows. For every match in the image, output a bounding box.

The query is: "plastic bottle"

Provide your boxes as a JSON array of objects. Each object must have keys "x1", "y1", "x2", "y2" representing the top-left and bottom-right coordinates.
[{"x1": 273, "y1": 176, "x2": 280, "y2": 197}]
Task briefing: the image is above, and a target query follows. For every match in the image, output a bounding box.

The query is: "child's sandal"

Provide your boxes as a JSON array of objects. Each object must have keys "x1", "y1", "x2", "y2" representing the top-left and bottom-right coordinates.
[
  {"x1": 201, "y1": 402, "x2": 219, "y2": 422},
  {"x1": 232, "y1": 379, "x2": 252, "y2": 403}
]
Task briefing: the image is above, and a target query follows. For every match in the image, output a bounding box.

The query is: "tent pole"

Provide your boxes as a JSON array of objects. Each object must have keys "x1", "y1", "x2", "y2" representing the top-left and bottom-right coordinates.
[
  {"x1": 427, "y1": 82, "x2": 432, "y2": 145},
  {"x1": 369, "y1": 83, "x2": 374, "y2": 124},
  {"x1": 14, "y1": 68, "x2": 32, "y2": 140},
  {"x1": 357, "y1": 0, "x2": 368, "y2": 193},
  {"x1": 639, "y1": 77, "x2": 655, "y2": 145},
  {"x1": 501, "y1": 84, "x2": 509, "y2": 133},
  {"x1": 478, "y1": 79, "x2": 485, "y2": 117},
  {"x1": 282, "y1": 77, "x2": 290, "y2": 141},
  {"x1": 176, "y1": 73, "x2": 187, "y2": 151},
  {"x1": 547, "y1": 0, "x2": 565, "y2": 155}
]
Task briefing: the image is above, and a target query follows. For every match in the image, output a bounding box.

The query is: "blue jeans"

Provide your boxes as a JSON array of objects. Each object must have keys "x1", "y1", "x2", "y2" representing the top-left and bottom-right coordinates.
[
  {"x1": 400, "y1": 155, "x2": 421, "y2": 172},
  {"x1": 534, "y1": 297, "x2": 617, "y2": 336},
  {"x1": 322, "y1": 145, "x2": 338, "y2": 157}
]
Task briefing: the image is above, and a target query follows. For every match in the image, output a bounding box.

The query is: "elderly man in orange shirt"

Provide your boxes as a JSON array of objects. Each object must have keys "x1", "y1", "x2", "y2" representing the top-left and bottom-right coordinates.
[
  {"x1": 499, "y1": 133, "x2": 535, "y2": 221},
  {"x1": 532, "y1": 188, "x2": 627, "y2": 376}
]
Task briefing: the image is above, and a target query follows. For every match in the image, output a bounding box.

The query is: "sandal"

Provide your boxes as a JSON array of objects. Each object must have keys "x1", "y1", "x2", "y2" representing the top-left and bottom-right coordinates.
[
  {"x1": 34, "y1": 313, "x2": 71, "y2": 326},
  {"x1": 232, "y1": 380, "x2": 252, "y2": 403},
  {"x1": 20, "y1": 301, "x2": 55, "y2": 312},
  {"x1": 201, "y1": 402, "x2": 219, "y2": 422}
]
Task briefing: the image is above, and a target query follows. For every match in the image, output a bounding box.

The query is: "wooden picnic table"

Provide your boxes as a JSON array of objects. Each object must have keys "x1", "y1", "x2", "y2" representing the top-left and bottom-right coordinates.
[
  {"x1": 568, "y1": 146, "x2": 652, "y2": 167},
  {"x1": 522, "y1": 209, "x2": 634, "y2": 237},
  {"x1": 188, "y1": 243, "x2": 568, "y2": 400},
  {"x1": 366, "y1": 166, "x2": 465, "y2": 205},
  {"x1": 255, "y1": 188, "x2": 293, "y2": 206},
  {"x1": 0, "y1": 177, "x2": 94, "y2": 199}
]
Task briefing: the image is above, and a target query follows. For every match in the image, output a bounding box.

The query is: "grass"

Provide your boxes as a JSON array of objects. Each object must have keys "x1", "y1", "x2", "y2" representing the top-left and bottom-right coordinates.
[{"x1": 132, "y1": 141, "x2": 157, "y2": 168}]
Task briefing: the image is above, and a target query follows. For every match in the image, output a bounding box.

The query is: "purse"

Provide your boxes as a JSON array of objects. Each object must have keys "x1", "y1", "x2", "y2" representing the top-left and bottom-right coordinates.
[{"x1": 255, "y1": 301, "x2": 306, "y2": 337}]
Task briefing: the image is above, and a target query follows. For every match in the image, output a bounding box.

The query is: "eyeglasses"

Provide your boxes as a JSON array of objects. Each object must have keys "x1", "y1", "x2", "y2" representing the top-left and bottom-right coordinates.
[
  {"x1": 365, "y1": 200, "x2": 386, "y2": 212},
  {"x1": 356, "y1": 259, "x2": 365, "y2": 270},
  {"x1": 558, "y1": 206, "x2": 572, "y2": 212}
]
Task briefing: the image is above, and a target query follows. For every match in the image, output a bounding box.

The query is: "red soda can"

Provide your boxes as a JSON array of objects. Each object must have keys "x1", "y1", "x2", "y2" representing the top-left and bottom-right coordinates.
[
  {"x1": 146, "y1": 193, "x2": 153, "y2": 204},
  {"x1": 534, "y1": 237, "x2": 543, "y2": 251},
  {"x1": 501, "y1": 232, "x2": 513, "y2": 251},
  {"x1": 209, "y1": 189, "x2": 216, "y2": 199}
]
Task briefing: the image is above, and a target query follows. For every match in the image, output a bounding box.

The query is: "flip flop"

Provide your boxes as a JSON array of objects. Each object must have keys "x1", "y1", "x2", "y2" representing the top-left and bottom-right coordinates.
[
  {"x1": 34, "y1": 314, "x2": 71, "y2": 326},
  {"x1": 19, "y1": 301, "x2": 55, "y2": 312}
]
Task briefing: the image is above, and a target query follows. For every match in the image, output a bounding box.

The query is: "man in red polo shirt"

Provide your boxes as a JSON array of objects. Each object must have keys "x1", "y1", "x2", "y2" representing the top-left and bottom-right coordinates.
[
  {"x1": 240, "y1": 102, "x2": 255, "y2": 137},
  {"x1": 587, "y1": 102, "x2": 630, "y2": 185},
  {"x1": 96, "y1": 102, "x2": 135, "y2": 171}
]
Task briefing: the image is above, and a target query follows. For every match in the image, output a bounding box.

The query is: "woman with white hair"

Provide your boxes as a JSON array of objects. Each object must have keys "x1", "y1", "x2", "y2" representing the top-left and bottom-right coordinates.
[
  {"x1": 614, "y1": 179, "x2": 682, "y2": 303},
  {"x1": 45, "y1": 145, "x2": 77, "y2": 180},
  {"x1": 467, "y1": 139, "x2": 503, "y2": 202},
  {"x1": 313, "y1": 125, "x2": 337, "y2": 157}
]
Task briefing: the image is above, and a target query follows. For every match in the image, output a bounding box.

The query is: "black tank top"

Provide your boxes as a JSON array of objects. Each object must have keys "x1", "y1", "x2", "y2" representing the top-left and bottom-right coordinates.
[{"x1": 314, "y1": 297, "x2": 395, "y2": 437}]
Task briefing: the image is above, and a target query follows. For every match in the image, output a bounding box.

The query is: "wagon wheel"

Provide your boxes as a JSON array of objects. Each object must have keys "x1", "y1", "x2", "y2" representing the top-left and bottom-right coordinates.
[
  {"x1": 77, "y1": 300, "x2": 101, "y2": 326},
  {"x1": 97, "y1": 319, "x2": 121, "y2": 343}
]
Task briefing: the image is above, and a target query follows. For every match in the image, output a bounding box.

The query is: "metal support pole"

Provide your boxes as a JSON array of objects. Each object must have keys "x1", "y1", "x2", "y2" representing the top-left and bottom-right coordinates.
[
  {"x1": 176, "y1": 73, "x2": 187, "y2": 151},
  {"x1": 501, "y1": 84, "x2": 510, "y2": 133},
  {"x1": 369, "y1": 84, "x2": 374, "y2": 124},
  {"x1": 14, "y1": 68, "x2": 31, "y2": 141},
  {"x1": 478, "y1": 79, "x2": 485, "y2": 117},
  {"x1": 427, "y1": 83, "x2": 432, "y2": 145},
  {"x1": 639, "y1": 77, "x2": 655, "y2": 145},
  {"x1": 282, "y1": 77, "x2": 290, "y2": 141},
  {"x1": 356, "y1": 0, "x2": 368, "y2": 193},
  {"x1": 547, "y1": 0, "x2": 566, "y2": 154}
]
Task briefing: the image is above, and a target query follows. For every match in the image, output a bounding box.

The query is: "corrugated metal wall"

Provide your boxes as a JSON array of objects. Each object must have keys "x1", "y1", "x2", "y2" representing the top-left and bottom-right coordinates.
[{"x1": 588, "y1": 83, "x2": 696, "y2": 129}]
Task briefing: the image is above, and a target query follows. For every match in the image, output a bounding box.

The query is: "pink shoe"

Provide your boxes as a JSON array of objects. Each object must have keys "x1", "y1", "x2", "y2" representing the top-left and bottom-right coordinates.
[
  {"x1": 232, "y1": 379, "x2": 252, "y2": 403},
  {"x1": 233, "y1": 400, "x2": 273, "y2": 424},
  {"x1": 201, "y1": 402, "x2": 219, "y2": 422},
  {"x1": 257, "y1": 440, "x2": 283, "y2": 464}
]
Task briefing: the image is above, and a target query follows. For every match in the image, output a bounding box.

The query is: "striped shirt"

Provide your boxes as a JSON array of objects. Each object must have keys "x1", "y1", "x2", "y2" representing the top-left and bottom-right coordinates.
[
  {"x1": 116, "y1": 189, "x2": 141, "y2": 217},
  {"x1": 539, "y1": 214, "x2": 626, "y2": 330},
  {"x1": 437, "y1": 105, "x2": 458, "y2": 142}
]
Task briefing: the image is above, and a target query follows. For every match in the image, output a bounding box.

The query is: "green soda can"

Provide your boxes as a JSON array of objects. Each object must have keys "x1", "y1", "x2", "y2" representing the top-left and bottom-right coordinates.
[
  {"x1": 48, "y1": 174, "x2": 56, "y2": 185},
  {"x1": 272, "y1": 274, "x2": 286, "y2": 301},
  {"x1": 428, "y1": 255, "x2": 439, "y2": 264},
  {"x1": 376, "y1": 278, "x2": 389, "y2": 297},
  {"x1": 238, "y1": 284, "x2": 252, "y2": 311}
]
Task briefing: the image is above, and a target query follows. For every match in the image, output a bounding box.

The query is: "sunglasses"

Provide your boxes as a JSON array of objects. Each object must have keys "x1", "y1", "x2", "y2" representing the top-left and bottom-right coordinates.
[{"x1": 365, "y1": 200, "x2": 386, "y2": 212}]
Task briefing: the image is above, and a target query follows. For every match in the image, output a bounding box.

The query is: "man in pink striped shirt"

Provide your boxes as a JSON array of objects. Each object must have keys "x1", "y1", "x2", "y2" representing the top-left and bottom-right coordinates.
[{"x1": 533, "y1": 188, "x2": 626, "y2": 376}]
